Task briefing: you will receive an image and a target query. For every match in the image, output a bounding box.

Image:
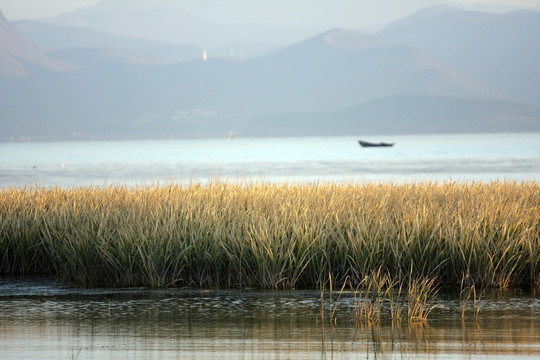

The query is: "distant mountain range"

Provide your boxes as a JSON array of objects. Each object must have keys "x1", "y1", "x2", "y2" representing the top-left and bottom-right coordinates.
[
  {"x1": 0, "y1": 11, "x2": 76, "y2": 77},
  {"x1": 13, "y1": 20, "x2": 202, "y2": 63},
  {"x1": 39, "y1": 0, "x2": 322, "y2": 50},
  {"x1": 12, "y1": 20, "x2": 281, "y2": 62},
  {"x1": 377, "y1": 5, "x2": 540, "y2": 106},
  {"x1": 243, "y1": 95, "x2": 540, "y2": 137},
  {"x1": 1, "y1": 6, "x2": 539, "y2": 141}
]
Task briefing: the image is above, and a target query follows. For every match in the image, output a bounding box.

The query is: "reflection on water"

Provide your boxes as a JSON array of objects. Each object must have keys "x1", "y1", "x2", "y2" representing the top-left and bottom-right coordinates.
[{"x1": 0, "y1": 279, "x2": 539, "y2": 359}]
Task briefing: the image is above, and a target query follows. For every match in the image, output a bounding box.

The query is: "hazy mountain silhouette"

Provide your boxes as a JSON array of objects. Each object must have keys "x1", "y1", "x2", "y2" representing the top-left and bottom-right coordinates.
[
  {"x1": 45, "y1": 2, "x2": 212, "y2": 45},
  {"x1": 13, "y1": 20, "x2": 202, "y2": 63},
  {"x1": 44, "y1": 0, "x2": 536, "y2": 47},
  {"x1": 1, "y1": 7, "x2": 539, "y2": 141},
  {"x1": 43, "y1": 0, "x2": 319, "y2": 50},
  {"x1": 377, "y1": 6, "x2": 540, "y2": 105},
  {"x1": 237, "y1": 28, "x2": 502, "y2": 115},
  {"x1": 14, "y1": 19, "x2": 279, "y2": 63},
  {"x1": 0, "y1": 10, "x2": 76, "y2": 77},
  {"x1": 243, "y1": 95, "x2": 540, "y2": 137},
  {"x1": 50, "y1": 48, "x2": 168, "y2": 67}
]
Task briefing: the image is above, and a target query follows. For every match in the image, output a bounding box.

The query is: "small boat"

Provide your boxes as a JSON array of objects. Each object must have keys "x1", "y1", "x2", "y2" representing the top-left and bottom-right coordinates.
[{"x1": 358, "y1": 140, "x2": 395, "y2": 147}]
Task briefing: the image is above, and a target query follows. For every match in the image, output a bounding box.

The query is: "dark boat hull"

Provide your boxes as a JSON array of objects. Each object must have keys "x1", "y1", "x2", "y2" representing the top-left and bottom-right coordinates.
[{"x1": 358, "y1": 140, "x2": 395, "y2": 147}]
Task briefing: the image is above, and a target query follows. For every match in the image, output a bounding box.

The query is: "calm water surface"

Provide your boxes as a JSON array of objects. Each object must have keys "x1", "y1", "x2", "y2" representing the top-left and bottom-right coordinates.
[
  {"x1": 1, "y1": 133, "x2": 539, "y2": 187},
  {"x1": 1, "y1": 278, "x2": 539, "y2": 359}
]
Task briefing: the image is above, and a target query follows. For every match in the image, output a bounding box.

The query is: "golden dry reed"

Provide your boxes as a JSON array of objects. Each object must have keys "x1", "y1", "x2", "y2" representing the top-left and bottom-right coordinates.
[{"x1": 1, "y1": 180, "x2": 538, "y2": 290}]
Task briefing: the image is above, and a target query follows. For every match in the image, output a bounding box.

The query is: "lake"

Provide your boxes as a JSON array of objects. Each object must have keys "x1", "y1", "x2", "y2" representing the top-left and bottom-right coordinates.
[
  {"x1": 1, "y1": 133, "x2": 540, "y2": 359},
  {"x1": 0, "y1": 278, "x2": 539, "y2": 360},
  {"x1": 1, "y1": 133, "x2": 539, "y2": 187}
]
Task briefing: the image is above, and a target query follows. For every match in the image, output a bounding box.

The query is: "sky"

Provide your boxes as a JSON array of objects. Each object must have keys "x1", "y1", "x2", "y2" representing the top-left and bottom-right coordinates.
[
  {"x1": 0, "y1": 0, "x2": 100, "y2": 19},
  {"x1": 1, "y1": 0, "x2": 540, "y2": 21}
]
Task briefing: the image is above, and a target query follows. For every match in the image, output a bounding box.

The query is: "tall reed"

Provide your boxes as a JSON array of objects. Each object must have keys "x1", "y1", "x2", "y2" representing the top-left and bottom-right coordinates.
[{"x1": 0, "y1": 180, "x2": 538, "y2": 290}]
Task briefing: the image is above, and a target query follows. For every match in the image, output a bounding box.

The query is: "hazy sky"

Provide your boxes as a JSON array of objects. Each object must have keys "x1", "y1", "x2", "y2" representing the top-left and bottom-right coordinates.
[
  {"x1": 1, "y1": 0, "x2": 540, "y2": 21},
  {"x1": 0, "y1": 0, "x2": 100, "y2": 19}
]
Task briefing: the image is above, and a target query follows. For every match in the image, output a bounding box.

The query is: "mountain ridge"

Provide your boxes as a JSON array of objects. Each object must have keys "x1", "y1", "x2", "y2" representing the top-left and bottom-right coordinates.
[
  {"x1": 0, "y1": 10, "x2": 77, "y2": 77},
  {"x1": 1, "y1": 6, "x2": 539, "y2": 141},
  {"x1": 242, "y1": 95, "x2": 540, "y2": 137},
  {"x1": 377, "y1": 6, "x2": 540, "y2": 105},
  {"x1": 13, "y1": 19, "x2": 202, "y2": 63}
]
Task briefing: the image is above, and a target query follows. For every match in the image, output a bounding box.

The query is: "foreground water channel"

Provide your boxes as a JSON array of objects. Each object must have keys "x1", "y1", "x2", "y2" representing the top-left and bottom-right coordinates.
[{"x1": 1, "y1": 278, "x2": 539, "y2": 359}]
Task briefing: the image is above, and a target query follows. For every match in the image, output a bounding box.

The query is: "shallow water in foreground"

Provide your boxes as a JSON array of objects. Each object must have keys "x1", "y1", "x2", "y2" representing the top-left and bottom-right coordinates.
[{"x1": 0, "y1": 278, "x2": 539, "y2": 359}]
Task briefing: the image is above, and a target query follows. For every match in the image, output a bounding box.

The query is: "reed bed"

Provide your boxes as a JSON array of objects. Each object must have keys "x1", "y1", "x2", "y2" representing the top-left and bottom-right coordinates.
[{"x1": 1, "y1": 180, "x2": 538, "y2": 291}]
